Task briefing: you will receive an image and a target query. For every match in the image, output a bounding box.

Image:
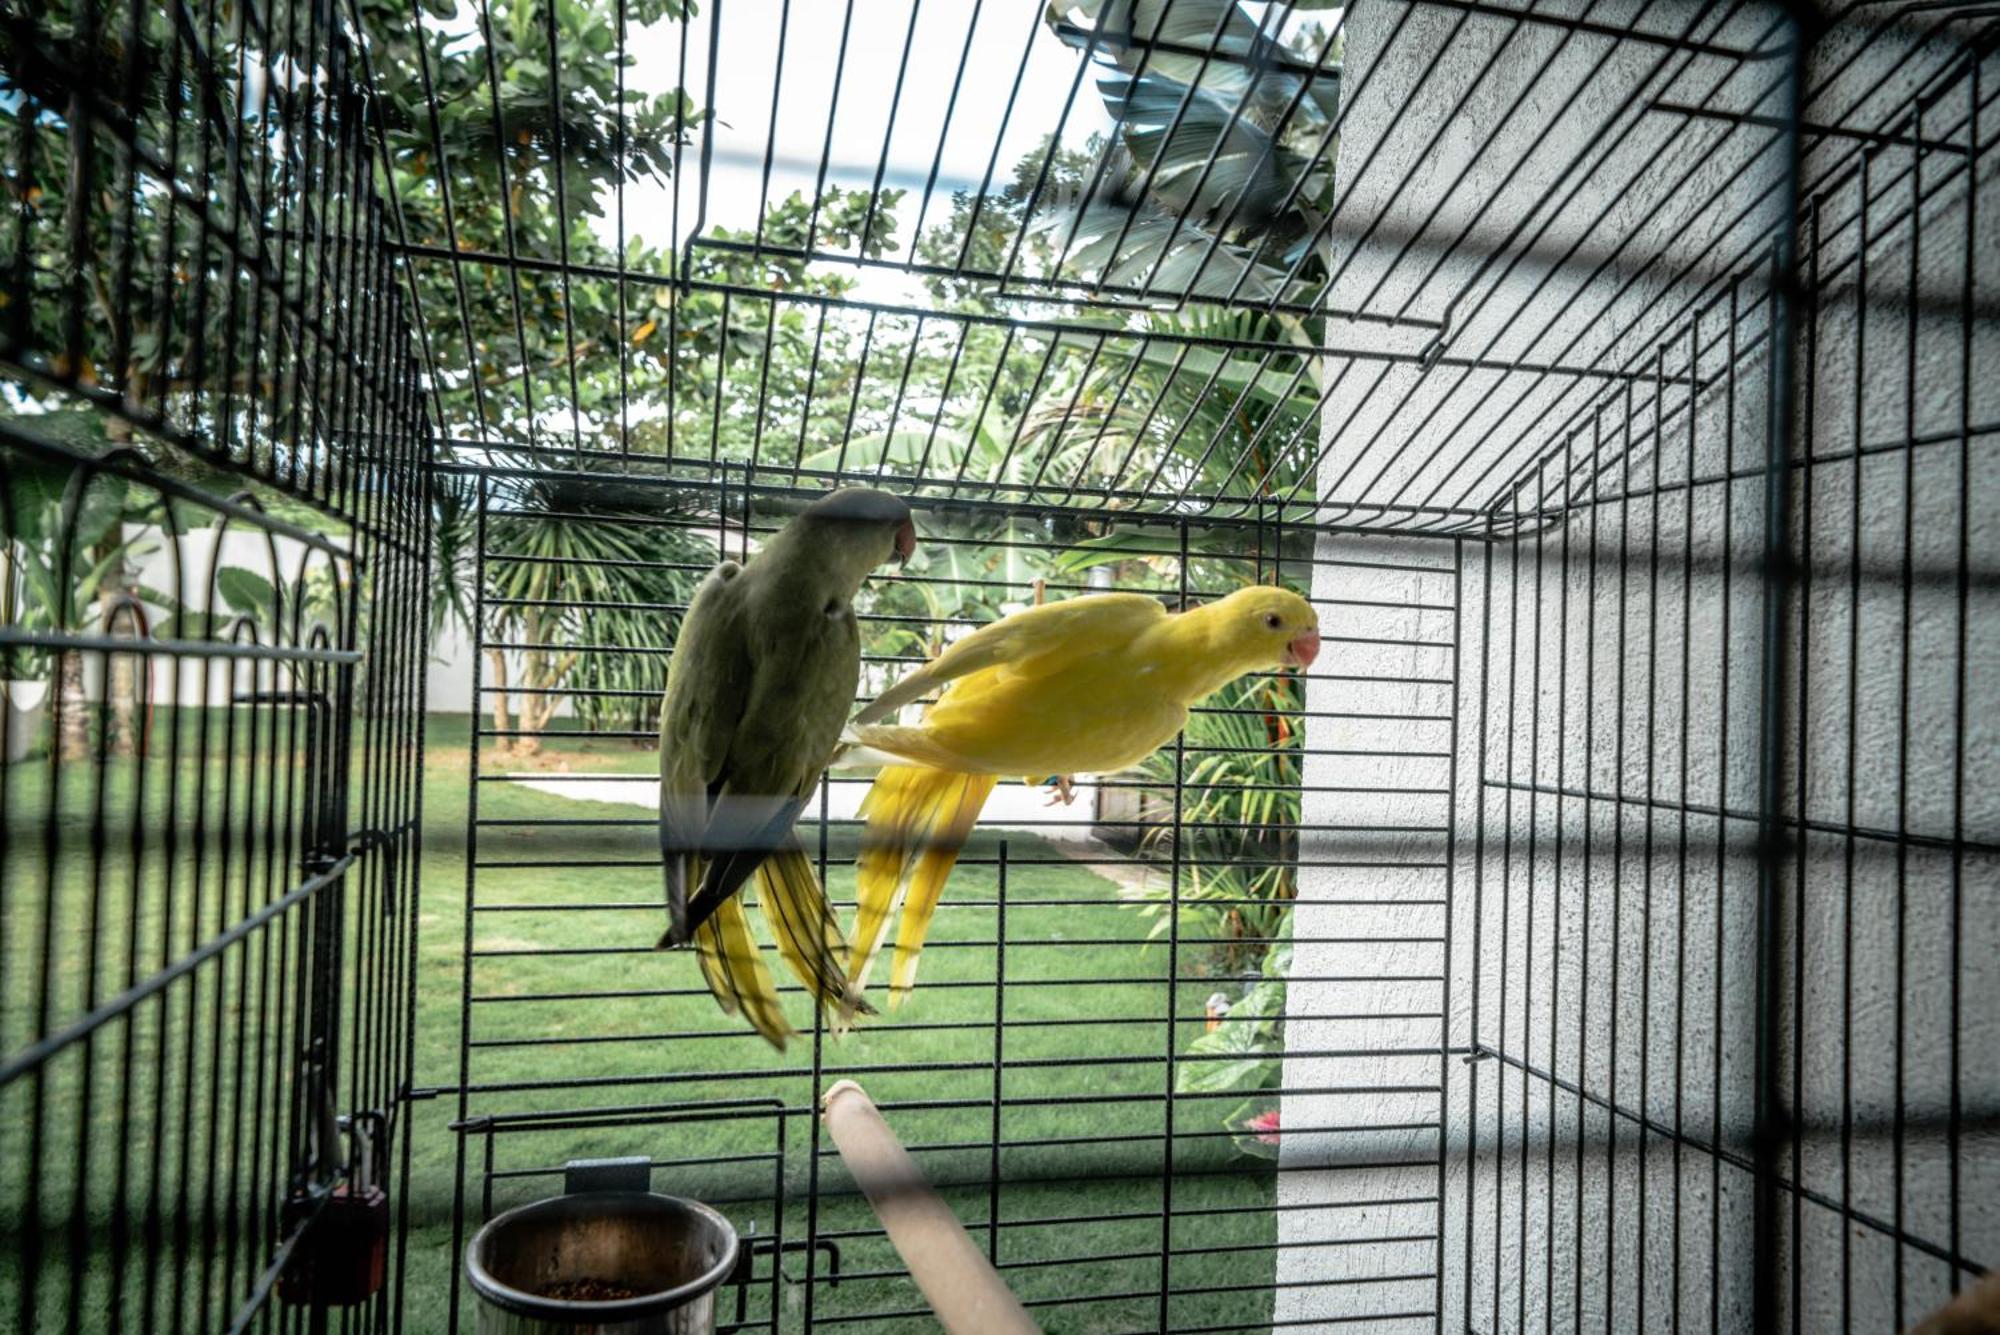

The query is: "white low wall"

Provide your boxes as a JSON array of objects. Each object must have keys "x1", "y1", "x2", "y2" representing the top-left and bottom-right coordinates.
[{"x1": 487, "y1": 769, "x2": 1125, "y2": 847}]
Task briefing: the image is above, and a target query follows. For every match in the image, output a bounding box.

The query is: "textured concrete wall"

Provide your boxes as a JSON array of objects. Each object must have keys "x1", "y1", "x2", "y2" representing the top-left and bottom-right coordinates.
[
  {"x1": 1277, "y1": 535, "x2": 1458, "y2": 1331},
  {"x1": 1282, "y1": 1, "x2": 1997, "y2": 1330}
]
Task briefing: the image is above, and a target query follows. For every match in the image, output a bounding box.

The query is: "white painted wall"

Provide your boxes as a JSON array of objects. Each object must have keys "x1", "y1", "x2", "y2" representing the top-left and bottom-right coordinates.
[
  {"x1": 1282, "y1": 2, "x2": 1997, "y2": 1331},
  {"x1": 92, "y1": 523, "x2": 340, "y2": 709},
  {"x1": 51, "y1": 521, "x2": 490, "y2": 717},
  {"x1": 426, "y1": 610, "x2": 482, "y2": 715},
  {"x1": 1276, "y1": 536, "x2": 1458, "y2": 1332}
]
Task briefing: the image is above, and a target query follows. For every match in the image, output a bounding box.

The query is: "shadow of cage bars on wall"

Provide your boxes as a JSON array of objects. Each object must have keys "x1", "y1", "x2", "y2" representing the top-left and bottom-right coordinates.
[{"x1": 1, "y1": 0, "x2": 1996, "y2": 1332}]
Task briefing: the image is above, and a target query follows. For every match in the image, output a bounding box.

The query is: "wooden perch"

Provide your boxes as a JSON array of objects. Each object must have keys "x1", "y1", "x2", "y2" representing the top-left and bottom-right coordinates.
[
  {"x1": 1907, "y1": 1270, "x2": 2000, "y2": 1335},
  {"x1": 820, "y1": 1081, "x2": 1040, "y2": 1335}
]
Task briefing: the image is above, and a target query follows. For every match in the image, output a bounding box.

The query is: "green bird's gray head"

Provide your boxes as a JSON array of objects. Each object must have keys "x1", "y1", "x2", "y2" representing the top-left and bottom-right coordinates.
[{"x1": 798, "y1": 488, "x2": 917, "y2": 569}]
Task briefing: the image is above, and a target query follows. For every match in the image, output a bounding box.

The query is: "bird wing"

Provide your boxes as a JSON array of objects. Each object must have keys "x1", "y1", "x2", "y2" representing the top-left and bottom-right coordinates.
[
  {"x1": 681, "y1": 589, "x2": 856, "y2": 937},
  {"x1": 851, "y1": 593, "x2": 1167, "y2": 726},
  {"x1": 681, "y1": 786, "x2": 810, "y2": 937},
  {"x1": 659, "y1": 561, "x2": 748, "y2": 945}
]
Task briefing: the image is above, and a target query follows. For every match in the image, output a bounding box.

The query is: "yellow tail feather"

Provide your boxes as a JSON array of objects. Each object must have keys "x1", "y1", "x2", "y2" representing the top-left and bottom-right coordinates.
[
  {"x1": 848, "y1": 771, "x2": 915, "y2": 993},
  {"x1": 756, "y1": 841, "x2": 877, "y2": 1032},
  {"x1": 888, "y1": 774, "x2": 995, "y2": 1006},
  {"x1": 694, "y1": 896, "x2": 793, "y2": 1050},
  {"x1": 848, "y1": 765, "x2": 996, "y2": 1004}
]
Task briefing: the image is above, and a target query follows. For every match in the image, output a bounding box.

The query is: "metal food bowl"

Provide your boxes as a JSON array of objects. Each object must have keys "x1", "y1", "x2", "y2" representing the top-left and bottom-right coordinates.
[{"x1": 465, "y1": 1191, "x2": 739, "y2": 1334}]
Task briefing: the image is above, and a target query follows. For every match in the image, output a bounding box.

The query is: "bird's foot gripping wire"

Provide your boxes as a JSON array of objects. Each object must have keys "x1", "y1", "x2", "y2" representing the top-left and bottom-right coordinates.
[{"x1": 1042, "y1": 775, "x2": 1078, "y2": 806}]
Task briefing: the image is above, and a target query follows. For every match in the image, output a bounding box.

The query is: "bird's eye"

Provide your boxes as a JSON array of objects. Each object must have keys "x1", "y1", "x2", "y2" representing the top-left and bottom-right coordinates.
[{"x1": 1263, "y1": 612, "x2": 1282, "y2": 630}]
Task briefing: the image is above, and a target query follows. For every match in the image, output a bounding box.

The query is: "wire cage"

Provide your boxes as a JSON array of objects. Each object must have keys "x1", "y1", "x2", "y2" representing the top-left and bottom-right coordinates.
[
  {"x1": 0, "y1": 0, "x2": 432, "y2": 1325},
  {"x1": 2, "y1": 0, "x2": 1995, "y2": 1332}
]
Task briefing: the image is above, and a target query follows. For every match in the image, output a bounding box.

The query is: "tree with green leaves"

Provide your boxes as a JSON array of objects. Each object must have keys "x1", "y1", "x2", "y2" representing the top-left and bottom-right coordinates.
[
  {"x1": 478, "y1": 466, "x2": 709, "y2": 756},
  {"x1": 1039, "y1": 0, "x2": 1342, "y2": 305}
]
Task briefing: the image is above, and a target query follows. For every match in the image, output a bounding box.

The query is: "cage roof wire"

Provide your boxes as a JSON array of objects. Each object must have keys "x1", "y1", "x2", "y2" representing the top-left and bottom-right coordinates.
[{"x1": 378, "y1": 0, "x2": 1993, "y2": 533}]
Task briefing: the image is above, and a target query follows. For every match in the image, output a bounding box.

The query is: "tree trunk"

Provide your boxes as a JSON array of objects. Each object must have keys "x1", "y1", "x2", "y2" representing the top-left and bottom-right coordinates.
[
  {"x1": 512, "y1": 610, "x2": 545, "y2": 759},
  {"x1": 516, "y1": 668, "x2": 567, "y2": 754},
  {"x1": 106, "y1": 639, "x2": 137, "y2": 756},
  {"x1": 508, "y1": 607, "x2": 578, "y2": 759},
  {"x1": 94, "y1": 416, "x2": 138, "y2": 757},
  {"x1": 514, "y1": 632, "x2": 544, "y2": 759},
  {"x1": 57, "y1": 648, "x2": 90, "y2": 761},
  {"x1": 512, "y1": 650, "x2": 552, "y2": 758},
  {"x1": 515, "y1": 640, "x2": 579, "y2": 759},
  {"x1": 103, "y1": 581, "x2": 138, "y2": 759},
  {"x1": 486, "y1": 648, "x2": 512, "y2": 760}
]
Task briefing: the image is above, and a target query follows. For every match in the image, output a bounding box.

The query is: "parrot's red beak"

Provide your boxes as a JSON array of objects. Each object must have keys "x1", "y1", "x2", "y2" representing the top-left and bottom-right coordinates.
[
  {"x1": 893, "y1": 519, "x2": 916, "y2": 567},
  {"x1": 1284, "y1": 628, "x2": 1321, "y2": 670}
]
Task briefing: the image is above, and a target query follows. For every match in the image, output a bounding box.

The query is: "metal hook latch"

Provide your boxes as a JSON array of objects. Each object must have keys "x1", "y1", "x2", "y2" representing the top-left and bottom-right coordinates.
[{"x1": 279, "y1": 1110, "x2": 392, "y2": 1308}]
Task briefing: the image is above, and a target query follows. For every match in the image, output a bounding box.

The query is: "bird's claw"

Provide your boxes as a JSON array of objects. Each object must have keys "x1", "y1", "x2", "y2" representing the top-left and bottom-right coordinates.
[{"x1": 1043, "y1": 775, "x2": 1078, "y2": 806}]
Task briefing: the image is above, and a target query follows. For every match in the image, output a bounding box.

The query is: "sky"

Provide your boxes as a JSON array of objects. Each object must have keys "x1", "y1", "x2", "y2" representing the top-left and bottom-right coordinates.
[
  {"x1": 612, "y1": 0, "x2": 1121, "y2": 302},
  {"x1": 404, "y1": 0, "x2": 1323, "y2": 304}
]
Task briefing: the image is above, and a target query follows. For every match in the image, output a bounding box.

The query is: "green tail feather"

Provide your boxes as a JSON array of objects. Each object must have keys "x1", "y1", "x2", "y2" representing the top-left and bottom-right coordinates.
[{"x1": 756, "y1": 839, "x2": 877, "y2": 1031}]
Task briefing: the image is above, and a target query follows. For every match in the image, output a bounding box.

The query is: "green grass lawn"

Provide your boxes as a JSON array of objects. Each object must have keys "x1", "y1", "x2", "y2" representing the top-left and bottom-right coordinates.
[{"x1": 4, "y1": 712, "x2": 1277, "y2": 1333}]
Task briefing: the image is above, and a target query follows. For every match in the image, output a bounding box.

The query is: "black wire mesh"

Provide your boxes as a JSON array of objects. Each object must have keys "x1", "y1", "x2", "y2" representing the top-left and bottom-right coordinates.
[
  {"x1": 3, "y1": 0, "x2": 1996, "y2": 1329},
  {"x1": 1446, "y1": 13, "x2": 1997, "y2": 1333},
  {"x1": 446, "y1": 485, "x2": 1367, "y2": 1331},
  {"x1": 415, "y1": 0, "x2": 1997, "y2": 1328},
  {"x1": 0, "y1": 0, "x2": 432, "y2": 1325}
]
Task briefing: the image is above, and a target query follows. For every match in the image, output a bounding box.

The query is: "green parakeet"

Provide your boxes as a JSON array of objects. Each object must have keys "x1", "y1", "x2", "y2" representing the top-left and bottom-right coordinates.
[{"x1": 658, "y1": 488, "x2": 916, "y2": 1047}]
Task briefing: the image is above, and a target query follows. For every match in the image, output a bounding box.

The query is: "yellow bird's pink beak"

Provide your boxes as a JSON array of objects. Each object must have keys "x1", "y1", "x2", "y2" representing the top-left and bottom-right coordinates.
[{"x1": 1284, "y1": 628, "x2": 1321, "y2": 670}]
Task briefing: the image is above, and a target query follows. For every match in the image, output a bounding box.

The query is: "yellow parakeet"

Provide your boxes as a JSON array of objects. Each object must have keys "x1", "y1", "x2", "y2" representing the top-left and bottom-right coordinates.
[{"x1": 843, "y1": 584, "x2": 1321, "y2": 1006}]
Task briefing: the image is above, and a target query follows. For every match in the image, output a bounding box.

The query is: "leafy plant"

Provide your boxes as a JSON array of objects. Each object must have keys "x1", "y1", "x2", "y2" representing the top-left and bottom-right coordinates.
[
  {"x1": 1039, "y1": 0, "x2": 1343, "y2": 304},
  {"x1": 1174, "y1": 918, "x2": 1291, "y2": 1159},
  {"x1": 211, "y1": 560, "x2": 347, "y2": 648},
  {"x1": 212, "y1": 566, "x2": 280, "y2": 625},
  {"x1": 644, "y1": 188, "x2": 911, "y2": 461},
  {"x1": 1020, "y1": 305, "x2": 1326, "y2": 507},
  {"x1": 362, "y1": 0, "x2": 705, "y2": 445},
  {"x1": 1121, "y1": 668, "x2": 1301, "y2": 966},
  {"x1": 566, "y1": 588, "x2": 676, "y2": 737},
  {"x1": 914, "y1": 132, "x2": 1105, "y2": 310},
  {"x1": 430, "y1": 469, "x2": 483, "y2": 653},
  {"x1": 1, "y1": 454, "x2": 173, "y2": 757},
  {"x1": 479, "y1": 463, "x2": 708, "y2": 755}
]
